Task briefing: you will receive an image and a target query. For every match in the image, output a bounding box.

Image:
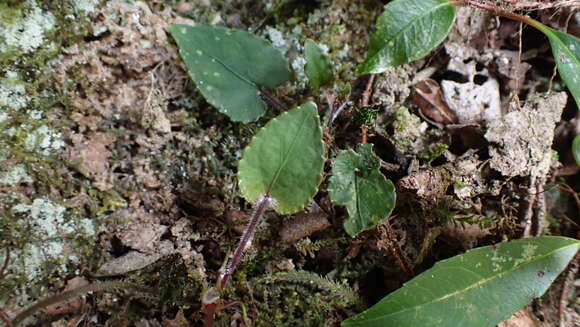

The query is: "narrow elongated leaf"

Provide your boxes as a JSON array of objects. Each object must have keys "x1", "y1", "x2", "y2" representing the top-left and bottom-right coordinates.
[
  {"x1": 304, "y1": 39, "x2": 333, "y2": 91},
  {"x1": 359, "y1": 0, "x2": 456, "y2": 74},
  {"x1": 573, "y1": 134, "x2": 580, "y2": 166},
  {"x1": 238, "y1": 102, "x2": 324, "y2": 214},
  {"x1": 529, "y1": 21, "x2": 580, "y2": 108},
  {"x1": 343, "y1": 236, "x2": 580, "y2": 327},
  {"x1": 169, "y1": 25, "x2": 291, "y2": 122},
  {"x1": 328, "y1": 144, "x2": 396, "y2": 237}
]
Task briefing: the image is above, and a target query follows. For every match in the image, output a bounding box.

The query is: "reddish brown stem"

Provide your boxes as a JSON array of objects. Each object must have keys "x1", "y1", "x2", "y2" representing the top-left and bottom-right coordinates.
[
  {"x1": 218, "y1": 195, "x2": 271, "y2": 290},
  {"x1": 203, "y1": 303, "x2": 217, "y2": 327},
  {"x1": 452, "y1": 0, "x2": 537, "y2": 25},
  {"x1": 361, "y1": 126, "x2": 368, "y2": 144},
  {"x1": 361, "y1": 74, "x2": 375, "y2": 108},
  {"x1": 259, "y1": 89, "x2": 287, "y2": 112},
  {"x1": 380, "y1": 220, "x2": 414, "y2": 277}
]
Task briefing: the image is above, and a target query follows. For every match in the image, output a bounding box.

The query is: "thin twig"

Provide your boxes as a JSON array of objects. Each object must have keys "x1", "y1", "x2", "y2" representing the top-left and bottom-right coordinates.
[
  {"x1": 558, "y1": 183, "x2": 580, "y2": 212},
  {"x1": 516, "y1": 21, "x2": 523, "y2": 93},
  {"x1": 378, "y1": 220, "x2": 414, "y2": 277},
  {"x1": 514, "y1": 0, "x2": 580, "y2": 10},
  {"x1": 0, "y1": 247, "x2": 9, "y2": 279},
  {"x1": 12, "y1": 281, "x2": 152, "y2": 326},
  {"x1": 519, "y1": 176, "x2": 537, "y2": 238},
  {"x1": 558, "y1": 253, "x2": 579, "y2": 327},
  {"x1": 329, "y1": 101, "x2": 350, "y2": 126},
  {"x1": 452, "y1": 0, "x2": 538, "y2": 25},
  {"x1": 531, "y1": 180, "x2": 545, "y2": 236},
  {"x1": 0, "y1": 308, "x2": 11, "y2": 326}
]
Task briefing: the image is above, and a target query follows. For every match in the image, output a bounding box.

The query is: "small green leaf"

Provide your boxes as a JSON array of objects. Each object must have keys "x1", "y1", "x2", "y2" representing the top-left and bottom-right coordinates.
[
  {"x1": 573, "y1": 134, "x2": 580, "y2": 166},
  {"x1": 529, "y1": 21, "x2": 580, "y2": 108},
  {"x1": 328, "y1": 144, "x2": 396, "y2": 237},
  {"x1": 169, "y1": 25, "x2": 291, "y2": 122},
  {"x1": 342, "y1": 236, "x2": 580, "y2": 327},
  {"x1": 359, "y1": 0, "x2": 456, "y2": 74},
  {"x1": 304, "y1": 39, "x2": 333, "y2": 91},
  {"x1": 238, "y1": 102, "x2": 324, "y2": 214}
]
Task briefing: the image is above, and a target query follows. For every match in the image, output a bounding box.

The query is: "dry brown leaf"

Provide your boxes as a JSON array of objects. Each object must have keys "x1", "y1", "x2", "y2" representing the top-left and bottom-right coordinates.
[{"x1": 412, "y1": 78, "x2": 458, "y2": 126}]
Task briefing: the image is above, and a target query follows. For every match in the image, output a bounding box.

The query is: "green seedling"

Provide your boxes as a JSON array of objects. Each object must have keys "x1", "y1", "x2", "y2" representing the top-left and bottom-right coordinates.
[
  {"x1": 328, "y1": 144, "x2": 396, "y2": 237},
  {"x1": 210, "y1": 102, "x2": 324, "y2": 302}
]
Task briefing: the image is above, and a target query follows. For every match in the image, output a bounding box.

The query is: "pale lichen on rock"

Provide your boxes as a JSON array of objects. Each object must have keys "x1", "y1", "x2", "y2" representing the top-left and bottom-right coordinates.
[
  {"x1": 11, "y1": 198, "x2": 72, "y2": 280},
  {"x1": 0, "y1": 0, "x2": 56, "y2": 54},
  {"x1": 0, "y1": 164, "x2": 33, "y2": 185},
  {"x1": 0, "y1": 78, "x2": 29, "y2": 110}
]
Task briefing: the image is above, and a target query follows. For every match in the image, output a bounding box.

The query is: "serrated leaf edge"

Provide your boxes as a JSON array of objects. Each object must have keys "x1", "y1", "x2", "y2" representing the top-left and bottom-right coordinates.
[
  {"x1": 328, "y1": 145, "x2": 395, "y2": 237},
  {"x1": 238, "y1": 103, "x2": 325, "y2": 214}
]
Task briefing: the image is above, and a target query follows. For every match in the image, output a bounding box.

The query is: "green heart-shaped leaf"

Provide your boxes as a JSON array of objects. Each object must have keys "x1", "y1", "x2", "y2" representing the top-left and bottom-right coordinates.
[
  {"x1": 359, "y1": 0, "x2": 456, "y2": 74},
  {"x1": 169, "y1": 25, "x2": 291, "y2": 122},
  {"x1": 238, "y1": 102, "x2": 324, "y2": 214},
  {"x1": 328, "y1": 144, "x2": 396, "y2": 237},
  {"x1": 343, "y1": 236, "x2": 580, "y2": 327},
  {"x1": 304, "y1": 39, "x2": 333, "y2": 91},
  {"x1": 528, "y1": 21, "x2": 580, "y2": 109}
]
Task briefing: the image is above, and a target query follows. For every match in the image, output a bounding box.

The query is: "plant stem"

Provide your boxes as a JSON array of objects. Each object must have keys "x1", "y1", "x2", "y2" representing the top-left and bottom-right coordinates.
[
  {"x1": 218, "y1": 195, "x2": 272, "y2": 290},
  {"x1": 259, "y1": 88, "x2": 288, "y2": 112},
  {"x1": 452, "y1": 0, "x2": 537, "y2": 26}
]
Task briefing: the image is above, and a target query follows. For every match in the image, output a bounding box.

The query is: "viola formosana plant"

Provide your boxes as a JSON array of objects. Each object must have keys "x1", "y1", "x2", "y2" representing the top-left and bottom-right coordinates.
[
  {"x1": 2, "y1": 0, "x2": 579, "y2": 326},
  {"x1": 168, "y1": 0, "x2": 580, "y2": 325}
]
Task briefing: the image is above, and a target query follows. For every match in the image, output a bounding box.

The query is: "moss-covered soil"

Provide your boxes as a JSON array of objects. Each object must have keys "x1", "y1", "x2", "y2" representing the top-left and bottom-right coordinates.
[{"x1": 0, "y1": 0, "x2": 578, "y2": 326}]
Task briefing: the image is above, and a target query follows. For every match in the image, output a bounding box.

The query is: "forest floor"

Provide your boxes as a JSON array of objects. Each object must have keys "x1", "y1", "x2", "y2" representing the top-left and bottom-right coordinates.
[{"x1": 0, "y1": 0, "x2": 578, "y2": 326}]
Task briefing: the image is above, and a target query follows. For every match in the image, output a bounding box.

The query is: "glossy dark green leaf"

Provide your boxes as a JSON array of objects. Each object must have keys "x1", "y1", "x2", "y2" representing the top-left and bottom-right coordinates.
[
  {"x1": 304, "y1": 39, "x2": 333, "y2": 91},
  {"x1": 328, "y1": 144, "x2": 396, "y2": 237},
  {"x1": 359, "y1": 0, "x2": 456, "y2": 74},
  {"x1": 529, "y1": 21, "x2": 580, "y2": 108},
  {"x1": 343, "y1": 236, "x2": 580, "y2": 327},
  {"x1": 573, "y1": 134, "x2": 580, "y2": 166},
  {"x1": 238, "y1": 102, "x2": 324, "y2": 214},
  {"x1": 169, "y1": 24, "x2": 291, "y2": 122}
]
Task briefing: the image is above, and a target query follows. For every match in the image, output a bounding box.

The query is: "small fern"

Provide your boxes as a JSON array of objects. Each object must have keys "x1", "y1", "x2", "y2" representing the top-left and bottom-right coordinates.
[
  {"x1": 253, "y1": 270, "x2": 360, "y2": 308},
  {"x1": 294, "y1": 237, "x2": 339, "y2": 258}
]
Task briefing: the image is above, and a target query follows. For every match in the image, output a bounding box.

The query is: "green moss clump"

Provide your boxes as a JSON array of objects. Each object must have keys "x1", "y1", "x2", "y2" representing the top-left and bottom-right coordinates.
[{"x1": 390, "y1": 106, "x2": 423, "y2": 152}]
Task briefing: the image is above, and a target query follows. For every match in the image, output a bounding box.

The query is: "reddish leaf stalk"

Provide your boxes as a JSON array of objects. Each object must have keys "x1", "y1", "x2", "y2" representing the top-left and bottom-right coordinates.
[
  {"x1": 218, "y1": 195, "x2": 272, "y2": 290},
  {"x1": 259, "y1": 89, "x2": 288, "y2": 112}
]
